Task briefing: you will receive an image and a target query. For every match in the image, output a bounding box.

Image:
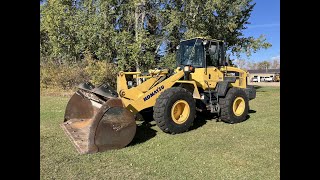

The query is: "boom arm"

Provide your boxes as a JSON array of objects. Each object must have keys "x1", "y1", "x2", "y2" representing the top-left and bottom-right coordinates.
[{"x1": 117, "y1": 69, "x2": 185, "y2": 114}]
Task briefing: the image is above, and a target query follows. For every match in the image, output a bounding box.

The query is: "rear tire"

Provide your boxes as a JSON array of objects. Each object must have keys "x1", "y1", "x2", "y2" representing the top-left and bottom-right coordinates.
[
  {"x1": 219, "y1": 88, "x2": 249, "y2": 123},
  {"x1": 153, "y1": 87, "x2": 196, "y2": 134}
]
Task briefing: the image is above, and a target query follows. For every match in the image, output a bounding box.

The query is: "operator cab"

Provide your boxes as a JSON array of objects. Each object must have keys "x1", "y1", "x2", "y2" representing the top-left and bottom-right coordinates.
[{"x1": 176, "y1": 38, "x2": 227, "y2": 68}]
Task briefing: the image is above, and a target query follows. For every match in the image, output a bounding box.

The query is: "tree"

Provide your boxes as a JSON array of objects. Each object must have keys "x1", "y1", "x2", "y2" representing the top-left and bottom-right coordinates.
[
  {"x1": 161, "y1": 0, "x2": 272, "y2": 58},
  {"x1": 271, "y1": 57, "x2": 280, "y2": 69},
  {"x1": 258, "y1": 61, "x2": 271, "y2": 71},
  {"x1": 234, "y1": 59, "x2": 246, "y2": 69},
  {"x1": 40, "y1": 0, "x2": 272, "y2": 71},
  {"x1": 40, "y1": 0, "x2": 78, "y2": 64}
]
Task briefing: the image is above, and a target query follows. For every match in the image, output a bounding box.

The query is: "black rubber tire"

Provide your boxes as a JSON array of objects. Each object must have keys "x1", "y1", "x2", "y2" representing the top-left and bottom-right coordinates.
[
  {"x1": 219, "y1": 87, "x2": 249, "y2": 124},
  {"x1": 153, "y1": 87, "x2": 196, "y2": 134}
]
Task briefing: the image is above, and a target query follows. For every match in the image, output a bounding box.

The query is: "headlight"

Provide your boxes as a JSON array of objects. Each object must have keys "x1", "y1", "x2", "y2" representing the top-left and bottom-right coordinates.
[{"x1": 183, "y1": 65, "x2": 195, "y2": 73}]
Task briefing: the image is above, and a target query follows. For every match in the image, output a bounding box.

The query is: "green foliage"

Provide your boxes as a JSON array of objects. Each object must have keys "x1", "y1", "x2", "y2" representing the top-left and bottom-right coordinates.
[
  {"x1": 40, "y1": 0, "x2": 78, "y2": 63},
  {"x1": 40, "y1": 0, "x2": 272, "y2": 62},
  {"x1": 83, "y1": 51, "x2": 117, "y2": 87},
  {"x1": 158, "y1": 53, "x2": 177, "y2": 70},
  {"x1": 40, "y1": 62, "x2": 89, "y2": 90},
  {"x1": 40, "y1": 52, "x2": 118, "y2": 90},
  {"x1": 40, "y1": 0, "x2": 273, "y2": 89},
  {"x1": 161, "y1": 0, "x2": 272, "y2": 58}
]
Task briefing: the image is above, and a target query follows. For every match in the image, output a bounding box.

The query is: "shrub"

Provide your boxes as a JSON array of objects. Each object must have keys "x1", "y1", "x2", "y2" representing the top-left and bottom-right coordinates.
[
  {"x1": 83, "y1": 52, "x2": 117, "y2": 88},
  {"x1": 40, "y1": 62, "x2": 89, "y2": 90},
  {"x1": 40, "y1": 52, "x2": 117, "y2": 91}
]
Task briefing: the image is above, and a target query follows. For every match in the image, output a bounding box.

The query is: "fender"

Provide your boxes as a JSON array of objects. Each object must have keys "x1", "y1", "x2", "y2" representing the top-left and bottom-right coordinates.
[
  {"x1": 174, "y1": 80, "x2": 201, "y2": 99},
  {"x1": 216, "y1": 77, "x2": 236, "y2": 97}
]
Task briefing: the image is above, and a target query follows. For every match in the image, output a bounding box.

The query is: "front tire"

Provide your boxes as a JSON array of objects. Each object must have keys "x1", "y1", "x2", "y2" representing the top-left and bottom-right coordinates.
[
  {"x1": 153, "y1": 87, "x2": 196, "y2": 134},
  {"x1": 219, "y1": 88, "x2": 249, "y2": 123}
]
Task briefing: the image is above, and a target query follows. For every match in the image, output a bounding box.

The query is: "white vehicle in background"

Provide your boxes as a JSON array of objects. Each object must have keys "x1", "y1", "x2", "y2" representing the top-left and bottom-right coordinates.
[
  {"x1": 251, "y1": 77, "x2": 258, "y2": 82},
  {"x1": 264, "y1": 76, "x2": 273, "y2": 82}
]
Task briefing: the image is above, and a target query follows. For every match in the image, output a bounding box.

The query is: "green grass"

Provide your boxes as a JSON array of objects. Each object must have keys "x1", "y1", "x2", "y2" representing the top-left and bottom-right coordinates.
[{"x1": 40, "y1": 86, "x2": 280, "y2": 180}]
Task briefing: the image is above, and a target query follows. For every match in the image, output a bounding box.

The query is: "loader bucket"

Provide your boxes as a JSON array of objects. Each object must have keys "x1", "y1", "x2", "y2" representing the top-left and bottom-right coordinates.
[{"x1": 60, "y1": 89, "x2": 136, "y2": 154}]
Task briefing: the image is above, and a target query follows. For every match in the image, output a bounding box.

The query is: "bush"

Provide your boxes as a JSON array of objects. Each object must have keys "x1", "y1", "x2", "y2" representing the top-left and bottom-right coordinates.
[
  {"x1": 83, "y1": 52, "x2": 117, "y2": 88},
  {"x1": 40, "y1": 53, "x2": 117, "y2": 91},
  {"x1": 56, "y1": 65, "x2": 89, "y2": 90},
  {"x1": 40, "y1": 62, "x2": 89, "y2": 90}
]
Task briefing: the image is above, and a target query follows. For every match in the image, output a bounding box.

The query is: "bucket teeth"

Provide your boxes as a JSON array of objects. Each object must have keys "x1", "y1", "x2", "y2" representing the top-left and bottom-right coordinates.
[{"x1": 60, "y1": 119, "x2": 92, "y2": 154}]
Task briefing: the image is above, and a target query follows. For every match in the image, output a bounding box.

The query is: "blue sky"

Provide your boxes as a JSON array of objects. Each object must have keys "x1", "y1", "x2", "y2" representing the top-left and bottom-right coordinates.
[{"x1": 236, "y1": 0, "x2": 280, "y2": 62}]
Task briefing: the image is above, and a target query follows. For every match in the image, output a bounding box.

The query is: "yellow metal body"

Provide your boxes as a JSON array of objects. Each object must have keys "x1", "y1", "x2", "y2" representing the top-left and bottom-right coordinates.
[
  {"x1": 116, "y1": 66, "x2": 248, "y2": 114},
  {"x1": 274, "y1": 74, "x2": 280, "y2": 82}
]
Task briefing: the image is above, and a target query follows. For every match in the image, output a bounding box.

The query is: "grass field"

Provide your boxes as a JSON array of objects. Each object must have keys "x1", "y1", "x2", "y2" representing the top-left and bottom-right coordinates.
[{"x1": 40, "y1": 86, "x2": 280, "y2": 180}]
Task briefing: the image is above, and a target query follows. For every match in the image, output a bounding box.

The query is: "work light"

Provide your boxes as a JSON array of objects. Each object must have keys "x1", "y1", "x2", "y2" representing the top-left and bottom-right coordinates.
[{"x1": 183, "y1": 65, "x2": 195, "y2": 73}]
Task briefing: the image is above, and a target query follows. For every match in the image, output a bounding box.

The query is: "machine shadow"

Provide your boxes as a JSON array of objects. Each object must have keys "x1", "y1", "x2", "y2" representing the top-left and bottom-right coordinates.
[
  {"x1": 129, "y1": 108, "x2": 257, "y2": 146},
  {"x1": 189, "y1": 112, "x2": 218, "y2": 131},
  {"x1": 253, "y1": 85, "x2": 267, "y2": 92},
  {"x1": 129, "y1": 121, "x2": 157, "y2": 146},
  {"x1": 192, "y1": 108, "x2": 256, "y2": 126},
  {"x1": 253, "y1": 85, "x2": 262, "y2": 89}
]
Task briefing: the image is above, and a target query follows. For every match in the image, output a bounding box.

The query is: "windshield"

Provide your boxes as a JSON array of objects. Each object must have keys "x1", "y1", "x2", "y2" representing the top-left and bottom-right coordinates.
[{"x1": 177, "y1": 39, "x2": 204, "y2": 67}]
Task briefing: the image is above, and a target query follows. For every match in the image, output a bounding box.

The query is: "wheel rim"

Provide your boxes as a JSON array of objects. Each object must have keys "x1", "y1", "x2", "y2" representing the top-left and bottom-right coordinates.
[
  {"x1": 171, "y1": 100, "x2": 190, "y2": 124},
  {"x1": 233, "y1": 97, "x2": 245, "y2": 116}
]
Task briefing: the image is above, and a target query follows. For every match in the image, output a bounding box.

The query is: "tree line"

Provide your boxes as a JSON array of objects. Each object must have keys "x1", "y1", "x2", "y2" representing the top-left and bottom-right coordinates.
[
  {"x1": 233, "y1": 57, "x2": 280, "y2": 70},
  {"x1": 40, "y1": 0, "x2": 271, "y2": 72}
]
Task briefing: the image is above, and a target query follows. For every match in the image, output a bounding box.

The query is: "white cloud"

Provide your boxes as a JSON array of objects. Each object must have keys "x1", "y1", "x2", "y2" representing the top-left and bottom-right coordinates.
[{"x1": 271, "y1": 55, "x2": 280, "y2": 61}]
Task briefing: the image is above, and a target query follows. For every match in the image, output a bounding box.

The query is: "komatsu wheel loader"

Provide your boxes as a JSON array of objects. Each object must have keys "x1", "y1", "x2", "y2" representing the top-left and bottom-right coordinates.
[{"x1": 61, "y1": 37, "x2": 256, "y2": 154}]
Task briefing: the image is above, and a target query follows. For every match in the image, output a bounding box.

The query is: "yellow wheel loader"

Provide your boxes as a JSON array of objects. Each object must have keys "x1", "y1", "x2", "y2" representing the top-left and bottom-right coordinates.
[{"x1": 61, "y1": 37, "x2": 256, "y2": 154}]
